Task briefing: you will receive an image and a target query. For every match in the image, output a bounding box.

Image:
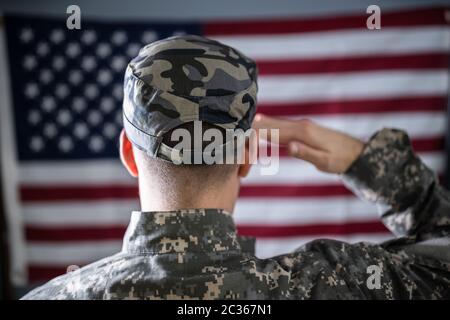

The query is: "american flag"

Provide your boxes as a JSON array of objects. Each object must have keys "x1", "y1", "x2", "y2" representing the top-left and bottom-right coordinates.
[{"x1": 2, "y1": 6, "x2": 449, "y2": 284}]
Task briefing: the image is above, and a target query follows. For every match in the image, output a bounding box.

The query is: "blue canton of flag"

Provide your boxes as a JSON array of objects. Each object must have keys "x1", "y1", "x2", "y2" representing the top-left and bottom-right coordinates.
[{"x1": 5, "y1": 16, "x2": 201, "y2": 160}]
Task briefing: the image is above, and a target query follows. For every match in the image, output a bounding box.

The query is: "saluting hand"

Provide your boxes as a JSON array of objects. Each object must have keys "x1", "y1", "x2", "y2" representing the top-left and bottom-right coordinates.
[{"x1": 253, "y1": 114, "x2": 364, "y2": 174}]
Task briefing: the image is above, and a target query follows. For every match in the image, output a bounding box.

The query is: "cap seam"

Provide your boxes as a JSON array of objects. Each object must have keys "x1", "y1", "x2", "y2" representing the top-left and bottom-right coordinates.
[{"x1": 123, "y1": 111, "x2": 158, "y2": 139}]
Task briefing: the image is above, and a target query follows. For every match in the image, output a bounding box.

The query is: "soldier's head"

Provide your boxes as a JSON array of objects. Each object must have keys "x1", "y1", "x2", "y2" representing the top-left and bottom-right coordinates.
[{"x1": 119, "y1": 35, "x2": 258, "y2": 212}]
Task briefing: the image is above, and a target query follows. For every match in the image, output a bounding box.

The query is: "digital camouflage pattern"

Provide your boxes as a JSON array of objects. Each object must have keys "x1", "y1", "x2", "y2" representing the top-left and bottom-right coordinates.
[
  {"x1": 22, "y1": 128, "x2": 450, "y2": 299},
  {"x1": 122, "y1": 35, "x2": 258, "y2": 161}
]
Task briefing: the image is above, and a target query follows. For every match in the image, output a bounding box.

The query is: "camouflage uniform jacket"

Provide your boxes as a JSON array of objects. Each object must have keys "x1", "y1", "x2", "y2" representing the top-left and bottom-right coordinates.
[{"x1": 22, "y1": 128, "x2": 450, "y2": 299}]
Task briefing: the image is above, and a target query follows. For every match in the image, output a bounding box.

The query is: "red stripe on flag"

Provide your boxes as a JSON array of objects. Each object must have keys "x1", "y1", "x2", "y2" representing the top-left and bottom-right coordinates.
[
  {"x1": 237, "y1": 221, "x2": 389, "y2": 238},
  {"x1": 25, "y1": 220, "x2": 388, "y2": 241},
  {"x1": 257, "y1": 53, "x2": 450, "y2": 75},
  {"x1": 19, "y1": 184, "x2": 353, "y2": 201},
  {"x1": 257, "y1": 96, "x2": 447, "y2": 116},
  {"x1": 242, "y1": 172, "x2": 446, "y2": 196},
  {"x1": 28, "y1": 265, "x2": 83, "y2": 283},
  {"x1": 204, "y1": 7, "x2": 449, "y2": 35},
  {"x1": 240, "y1": 184, "x2": 353, "y2": 197},
  {"x1": 20, "y1": 185, "x2": 139, "y2": 202},
  {"x1": 411, "y1": 136, "x2": 445, "y2": 152},
  {"x1": 26, "y1": 225, "x2": 126, "y2": 241}
]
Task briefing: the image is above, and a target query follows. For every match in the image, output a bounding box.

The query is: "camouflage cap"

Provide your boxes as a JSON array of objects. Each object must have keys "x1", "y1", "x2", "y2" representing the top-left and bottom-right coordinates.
[{"x1": 122, "y1": 35, "x2": 258, "y2": 162}]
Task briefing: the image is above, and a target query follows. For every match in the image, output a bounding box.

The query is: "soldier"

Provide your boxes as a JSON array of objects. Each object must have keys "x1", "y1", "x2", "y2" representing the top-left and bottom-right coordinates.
[{"x1": 22, "y1": 35, "x2": 450, "y2": 299}]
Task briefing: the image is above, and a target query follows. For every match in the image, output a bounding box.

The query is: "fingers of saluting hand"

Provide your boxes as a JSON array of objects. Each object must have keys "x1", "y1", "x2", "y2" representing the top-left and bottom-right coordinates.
[
  {"x1": 253, "y1": 113, "x2": 304, "y2": 142},
  {"x1": 253, "y1": 113, "x2": 364, "y2": 174},
  {"x1": 288, "y1": 141, "x2": 328, "y2": 167},
  {"x1": 253, "y1": 113, "x2": 323, "y2": 149}
]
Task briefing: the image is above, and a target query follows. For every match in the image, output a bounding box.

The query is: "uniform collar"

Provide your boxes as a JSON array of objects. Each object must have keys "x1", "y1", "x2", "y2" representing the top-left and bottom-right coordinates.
[{"x1": 121, "y1": 208, "x2": 255, "y2": 256}]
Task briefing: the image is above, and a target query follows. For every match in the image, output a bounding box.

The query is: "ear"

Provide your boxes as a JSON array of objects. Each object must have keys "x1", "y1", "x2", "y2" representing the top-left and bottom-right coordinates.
[{"x1": 120, "y1": 129, "x2": 138, "y2": 178}]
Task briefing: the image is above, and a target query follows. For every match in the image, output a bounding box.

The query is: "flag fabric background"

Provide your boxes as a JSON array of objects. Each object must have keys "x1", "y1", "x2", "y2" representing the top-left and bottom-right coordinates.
[{"x1": 2, "y1": 6, "x2": 449, "y2": 284}]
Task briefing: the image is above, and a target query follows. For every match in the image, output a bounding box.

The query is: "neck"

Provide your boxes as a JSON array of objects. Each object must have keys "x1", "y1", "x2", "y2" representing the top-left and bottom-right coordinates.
[{"x1": 138, "y1": 178, "x2": 239, "y2": 213}]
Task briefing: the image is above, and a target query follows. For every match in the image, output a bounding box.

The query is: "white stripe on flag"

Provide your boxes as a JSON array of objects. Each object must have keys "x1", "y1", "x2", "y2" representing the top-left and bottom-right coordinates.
[
  {"x1": 19, "y1": 160, "x2": 135, "y2": 186},
  {"x1": 255, "y1": 234, "x2": 394, "y2": 258},
  {"x1": 212, "y1": 27, "x2": 450, "y2": 59},
  {"x1": 27, "y1": 241, "x2": 122, "y2": 265},
  {"x1": 246, "y1": 152, "x2": 443, "y2": 184},
  {"x1": 258, "y1": 71, "x2": 448, "y2": 103},
  {"x1": 23, "y1": 200, "x2": 138, "y2": 226},
  {"x1": 296, "y1": 112, "x2": 446, "y2": 140},
  {"x1": 234, "y1": 197, "x2": 379, "y2": 225}
]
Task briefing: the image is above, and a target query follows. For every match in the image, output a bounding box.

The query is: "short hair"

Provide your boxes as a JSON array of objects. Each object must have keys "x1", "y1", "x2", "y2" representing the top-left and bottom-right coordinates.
[{"x1": 133, "y1": 122, "x2": 239, "y2": 193}]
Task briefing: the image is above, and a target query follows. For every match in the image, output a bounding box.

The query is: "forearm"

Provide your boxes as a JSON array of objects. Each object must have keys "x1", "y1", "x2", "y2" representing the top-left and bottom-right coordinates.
[{"x1": 342, "y1": 128, "x2": 450, "y2": 239}]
